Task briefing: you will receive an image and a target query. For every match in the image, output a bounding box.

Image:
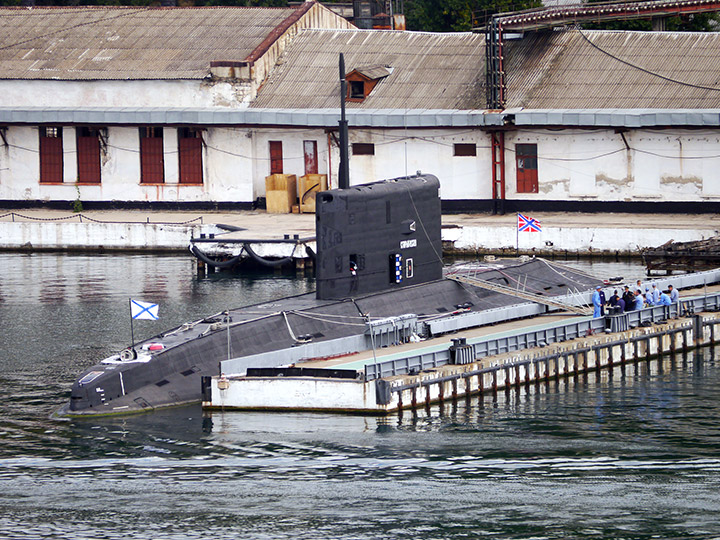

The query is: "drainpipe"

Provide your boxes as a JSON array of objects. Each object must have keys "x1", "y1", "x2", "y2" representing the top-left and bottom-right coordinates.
[{"x1": 491, "y1": 131, "x2": 506, "y2": 215}]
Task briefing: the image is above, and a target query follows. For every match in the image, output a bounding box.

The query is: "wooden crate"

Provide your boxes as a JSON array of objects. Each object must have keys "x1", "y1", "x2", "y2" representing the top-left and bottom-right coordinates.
[
  {"x1": 298, "y1": 174, "x2": 328, "y2": 213},
  {"x1": 265, "y1": 174, "x2": 297, "y2": 214}
]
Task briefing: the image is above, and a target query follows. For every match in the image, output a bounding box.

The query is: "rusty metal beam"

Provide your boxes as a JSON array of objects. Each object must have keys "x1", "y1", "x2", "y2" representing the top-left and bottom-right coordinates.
[{"x1": 487, "y1": 0, "x2": 720, "y2": 31}]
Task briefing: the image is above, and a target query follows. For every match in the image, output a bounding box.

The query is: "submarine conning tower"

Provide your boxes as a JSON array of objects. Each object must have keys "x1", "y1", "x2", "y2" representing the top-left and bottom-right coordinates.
[{"x1": 315, "y1": 173, "x2": 443, "y2": 300}]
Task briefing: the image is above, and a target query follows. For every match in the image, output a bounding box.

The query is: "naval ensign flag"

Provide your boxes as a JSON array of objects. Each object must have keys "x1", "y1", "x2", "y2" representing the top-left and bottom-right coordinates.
[
  {"x1": 130, "y1": 299, "x2": 159, "y2": 320},
  {"x1": 129, "y1": 298, "x2": 159, "y2": 353}
]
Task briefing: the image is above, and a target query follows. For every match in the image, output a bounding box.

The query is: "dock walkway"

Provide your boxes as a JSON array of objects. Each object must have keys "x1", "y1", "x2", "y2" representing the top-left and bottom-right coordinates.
[{"x1": 1, "y1": 208, "x2": 718, "y2": 257}]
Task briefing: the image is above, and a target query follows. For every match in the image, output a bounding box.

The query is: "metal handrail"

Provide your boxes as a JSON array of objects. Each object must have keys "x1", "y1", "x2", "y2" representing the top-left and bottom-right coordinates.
[{"x1": 364, "y1": 292, "x2": 720, "y2": 381}]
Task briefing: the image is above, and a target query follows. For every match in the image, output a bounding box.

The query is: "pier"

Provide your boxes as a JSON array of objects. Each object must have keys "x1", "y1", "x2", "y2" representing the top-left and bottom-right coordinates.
[
  {"x1": 204, "y1": 272, "x2": 720, "y2": 414},
  {"x1": 1, "y1": 209, "x2": 718, "y2": 262}
]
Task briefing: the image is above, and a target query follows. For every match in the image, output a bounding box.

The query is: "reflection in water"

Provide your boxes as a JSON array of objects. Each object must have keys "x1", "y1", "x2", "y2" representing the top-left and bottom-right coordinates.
[{"x1": 1, "y1": 253, "x2": 718, "y2": 539}]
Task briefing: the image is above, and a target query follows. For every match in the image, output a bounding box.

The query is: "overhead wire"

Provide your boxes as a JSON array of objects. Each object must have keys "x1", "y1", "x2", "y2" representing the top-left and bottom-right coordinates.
[{"x1": 576, "y1": 27, "x2": 720, "y2": 92}]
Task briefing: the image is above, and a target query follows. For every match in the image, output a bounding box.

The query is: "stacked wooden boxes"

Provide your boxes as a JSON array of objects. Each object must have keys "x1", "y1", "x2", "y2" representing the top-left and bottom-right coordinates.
[
  {"x1": 265, "y1": 174, "x2": 297, "y2": 214},
  {"x1": 298, "y1": 174, "x2": 328, "y2": 213}
]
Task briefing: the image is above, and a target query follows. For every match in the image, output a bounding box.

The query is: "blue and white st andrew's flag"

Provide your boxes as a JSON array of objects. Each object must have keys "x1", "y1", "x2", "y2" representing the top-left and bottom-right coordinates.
[
  {"x1": 517, "y1": 213, "x2": 542, "y2": 233},
  {"x1": 131, "y1": 299, "x2": 159, "y2": 320}
]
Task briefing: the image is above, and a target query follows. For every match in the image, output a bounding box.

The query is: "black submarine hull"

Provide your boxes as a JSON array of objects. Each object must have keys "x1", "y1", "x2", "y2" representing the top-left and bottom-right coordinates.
[
  {"x1": 60, "y1": 174, "x2": 601, "y2": 418},
  {"x1": 59, "y1": 261, "x2": 601, "y2": 417}
]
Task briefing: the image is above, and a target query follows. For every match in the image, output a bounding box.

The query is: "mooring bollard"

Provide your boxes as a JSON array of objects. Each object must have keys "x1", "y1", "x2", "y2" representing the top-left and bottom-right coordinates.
[{"x1": 693, "y1": 314, "x2": 704, "y2": 346}]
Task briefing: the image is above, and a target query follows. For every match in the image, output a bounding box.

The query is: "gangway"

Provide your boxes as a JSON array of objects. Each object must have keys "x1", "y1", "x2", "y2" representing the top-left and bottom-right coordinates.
[{"x1": 447, "y1": 273, "x2": 592, "y2": 316}]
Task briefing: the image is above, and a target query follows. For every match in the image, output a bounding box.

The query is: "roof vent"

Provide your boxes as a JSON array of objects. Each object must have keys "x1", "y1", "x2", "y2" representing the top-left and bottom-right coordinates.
[{"x1": 345, "y1": 65, "x2": 392, "y2": 102}]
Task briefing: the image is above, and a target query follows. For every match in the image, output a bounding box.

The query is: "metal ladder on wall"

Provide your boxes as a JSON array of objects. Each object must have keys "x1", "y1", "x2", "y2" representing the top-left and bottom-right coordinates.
[{"x1": 447, "y1": 273, "x2": 592, "y2": 316}]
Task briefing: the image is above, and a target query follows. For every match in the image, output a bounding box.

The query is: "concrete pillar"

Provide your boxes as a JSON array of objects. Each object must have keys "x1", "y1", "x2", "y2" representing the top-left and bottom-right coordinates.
[
  {"x1": 163, "y1": 128, "x2": 179, "y2": 184},
  {"x1": 63, "y1": 127, "x2": 77, "y2": 184}
]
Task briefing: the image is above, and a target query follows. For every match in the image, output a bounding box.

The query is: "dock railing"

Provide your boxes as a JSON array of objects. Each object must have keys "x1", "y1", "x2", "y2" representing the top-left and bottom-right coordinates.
[{"x1": 364, "y1": 291, "x2": 720, "y2": 381}]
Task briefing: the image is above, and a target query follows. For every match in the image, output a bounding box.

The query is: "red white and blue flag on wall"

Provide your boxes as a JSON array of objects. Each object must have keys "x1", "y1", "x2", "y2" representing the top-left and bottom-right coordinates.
[{"x1": 517, "y1": 213, "x2": 542, "y2": 233}]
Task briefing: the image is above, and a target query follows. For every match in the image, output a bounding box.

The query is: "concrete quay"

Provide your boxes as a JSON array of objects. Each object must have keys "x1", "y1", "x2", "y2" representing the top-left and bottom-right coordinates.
[
  {"x1": 0, "y1": 208, "x2": 718, "y2": 257},
  {"x1": 205, "y1": 288, "x2": 720, "y2": 414}
]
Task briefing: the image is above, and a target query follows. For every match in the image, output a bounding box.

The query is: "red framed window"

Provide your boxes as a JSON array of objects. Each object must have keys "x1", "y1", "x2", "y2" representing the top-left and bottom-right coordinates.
[
  {"x1": 303, "y1": 140, "x2": 318, "y2": 175},
  {"x1": 269, "y1": 141, "x2": 283, "y2": 174},
  {"x1": 178, "y1": 128, "x2": 203, "y2": 184},
  {"x1": 77, "y1": 127, "x2": 101, "y2": 184},
  {"x1": 39, "y1": 127, "x2": 63, "y2": 184},
  {"x1": 516, "y1": 143, "x2": 538, "y2": 193},
  {"x1": 140, "y1": 127, "x2": 164, "y2": 184}
]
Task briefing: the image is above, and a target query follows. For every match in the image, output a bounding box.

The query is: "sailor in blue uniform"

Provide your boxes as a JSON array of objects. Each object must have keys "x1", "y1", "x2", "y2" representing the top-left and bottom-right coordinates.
[
  {"x1": 651, "y1": 283, "x2": 660, "y2": 305},
  {"x1": 592, "y1": 285, "x2": 602, "y2": 318},
  {"x1": 634, "y1": 289, "x2": 645, "y2": 311},
  {"x1": 645, "y1": 286, "x2": 653, "y2": 306}
]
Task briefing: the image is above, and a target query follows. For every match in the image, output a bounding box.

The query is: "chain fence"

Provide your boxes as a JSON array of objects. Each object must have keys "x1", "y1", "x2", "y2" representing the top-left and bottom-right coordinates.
[{"x1": 0, "y1": 212, "x2": 203, "y2": 225}]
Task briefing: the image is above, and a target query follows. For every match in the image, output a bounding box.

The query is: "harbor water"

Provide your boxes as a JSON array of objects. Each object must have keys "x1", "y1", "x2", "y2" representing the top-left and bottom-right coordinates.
[{"x1": 1, "y1": 253, "x2": 720, "y2": 539}]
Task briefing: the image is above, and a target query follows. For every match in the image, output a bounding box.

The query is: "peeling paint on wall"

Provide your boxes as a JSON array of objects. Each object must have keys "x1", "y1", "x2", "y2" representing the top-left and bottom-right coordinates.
[
  {"x1": 596, "y1": 173, "x2": 630, "y2": 192},
  {"x1": 660, "y1": 175, "x2": 702, "y2": 190},
  {"x1": 539, "y1": 177, "x2": 568, "y2": 195}
]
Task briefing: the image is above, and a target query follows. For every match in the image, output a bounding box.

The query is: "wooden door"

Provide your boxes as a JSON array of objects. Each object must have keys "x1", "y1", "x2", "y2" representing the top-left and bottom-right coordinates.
[
  {"x1": 269, "y1": 141, "x2": 283, "y2": 174},
  {"x1": 516, "y1": 143, "x2": 538, "y2": 193},
  {"x1": 77, "y1": 128, "x2": 101, "y2": 184},
  {"x1": 303, "y1": 140, "x2": 318, "y2": 175}
]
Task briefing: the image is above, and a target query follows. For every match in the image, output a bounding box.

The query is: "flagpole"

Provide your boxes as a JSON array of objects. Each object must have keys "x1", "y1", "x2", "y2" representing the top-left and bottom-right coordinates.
[
  {"x1": 516, "y1": 213, "x2": 519, "y2": 257},
  {"x1": 129, "y1": 297, "x2": 136, "y2": 352}
]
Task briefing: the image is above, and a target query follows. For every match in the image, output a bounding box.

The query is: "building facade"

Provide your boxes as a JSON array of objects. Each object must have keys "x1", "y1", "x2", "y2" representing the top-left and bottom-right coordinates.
[{"x1": 1, "y1": 3, "x2": 719, "y2": 211}]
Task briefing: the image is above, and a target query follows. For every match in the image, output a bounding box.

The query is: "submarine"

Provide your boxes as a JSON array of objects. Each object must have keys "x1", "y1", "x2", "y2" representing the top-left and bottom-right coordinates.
[{"x1": 58, "y1": 172, "x2": 603, "y2": 418}]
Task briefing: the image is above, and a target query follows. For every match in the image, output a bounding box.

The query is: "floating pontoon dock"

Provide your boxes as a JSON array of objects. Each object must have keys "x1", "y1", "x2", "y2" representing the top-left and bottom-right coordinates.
[{"x1": 203, "y1": 270, "x2": 720, "y2": 414}]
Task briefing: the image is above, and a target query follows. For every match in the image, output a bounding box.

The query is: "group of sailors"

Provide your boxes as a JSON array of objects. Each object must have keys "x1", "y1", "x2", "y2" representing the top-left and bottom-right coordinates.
[{"x1": 592, "y1": 280, "x2": 679, "y2": 318}]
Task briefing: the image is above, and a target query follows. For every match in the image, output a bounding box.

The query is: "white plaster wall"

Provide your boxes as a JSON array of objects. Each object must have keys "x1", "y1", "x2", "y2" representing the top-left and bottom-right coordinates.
[
  {"x1": 322, "y1": 128, "x2": 492, "y2": 199},
  {"x1": 205, "y1": 128, "x2": 255, "y2": 203},
  {"x1": 504, "y1": 128, "x2": 720, "y2": 202},
  {"x1": 0, "y1": 126, "x2": 39, "y2": 200},
  {"x1": 0, "y1": 221, "x2": 210, "y2": 250},
  {"x1": 4, "y1": 124, "x2": 720, "y2": 205},
  {"x1": 0, "y1": 79, "x2": 254, "y2": 109},
  {"x1": 448, "y1": 224, "x2": 720, "y2": 253},
  {"x1": 63, "y1": 127, "x2": 78, "y2": 184},
  {"x1": 163, "y1": 128, "x2": 179, "y2": 185},
  {"x1": 102, "y1": 127, "x2": 141, "y2": 200}
]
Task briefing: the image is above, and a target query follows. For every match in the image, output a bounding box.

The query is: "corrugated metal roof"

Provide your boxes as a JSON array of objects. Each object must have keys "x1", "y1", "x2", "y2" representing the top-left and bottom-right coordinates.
[
  {"x1": 505, "y1": 29, "x2": 720, "y2": 109},
  {"x1": 0, "y1": 6, "x2": 299, "y2": 80},
  {"x1": 0, "y1": 106, "x2": 503, "y2": 127},
  {"x1": 251, "y1": 29, "x2": 486, "y2": 110}
]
